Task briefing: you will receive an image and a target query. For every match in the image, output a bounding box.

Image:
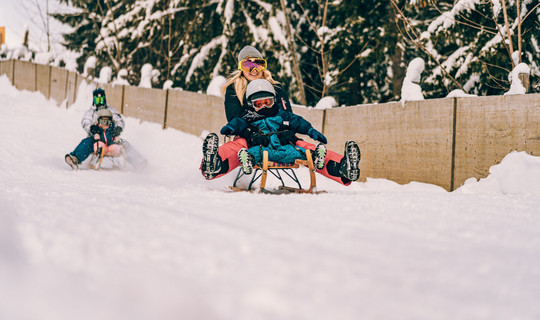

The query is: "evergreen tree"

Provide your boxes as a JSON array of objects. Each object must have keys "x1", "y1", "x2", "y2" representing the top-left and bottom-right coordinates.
[
  {"x1": 175, "y1": 0, "x2": 295, "y2": 95},
  {"x1": 52, "y1": 0, "x2": 539, "y2": 106},
  {"x1": 290, "y1": 0, "x2": 421, "y2": 105},
  {"x1": 397, "y1": 0, "x2": 540, "y2": 97},
  {"x1": 326, "y1": 0, "x2": 406, "y2": 104},
  {"x1": 52, "y1": 0, "x2": 108, "y2": 75}
]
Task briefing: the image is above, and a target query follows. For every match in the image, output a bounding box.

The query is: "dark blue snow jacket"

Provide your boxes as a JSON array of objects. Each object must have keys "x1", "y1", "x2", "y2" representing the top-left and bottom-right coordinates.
[{"x1": 89, "y1": 125, "x2": 117, "y2": 146}]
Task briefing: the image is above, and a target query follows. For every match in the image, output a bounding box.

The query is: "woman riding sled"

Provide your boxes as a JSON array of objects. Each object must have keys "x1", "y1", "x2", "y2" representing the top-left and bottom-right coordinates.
[{"x1": 200, "y1": 45, "x2": 360, "y2": 185}]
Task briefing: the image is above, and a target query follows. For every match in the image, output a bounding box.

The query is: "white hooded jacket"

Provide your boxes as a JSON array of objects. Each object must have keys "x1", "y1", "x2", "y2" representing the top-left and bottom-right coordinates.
[{"x1": 81, "y1": 104, "x2": 125, "y2": 134}]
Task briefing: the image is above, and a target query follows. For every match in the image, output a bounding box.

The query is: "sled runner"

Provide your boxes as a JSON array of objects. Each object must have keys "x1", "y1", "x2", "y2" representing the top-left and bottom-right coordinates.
[
  {"x1": 88, "y1": 141, "x2": 126, "y2": 170},
  {"x1": 230, "y1": 150, "x2": 322, "y2": 194}
]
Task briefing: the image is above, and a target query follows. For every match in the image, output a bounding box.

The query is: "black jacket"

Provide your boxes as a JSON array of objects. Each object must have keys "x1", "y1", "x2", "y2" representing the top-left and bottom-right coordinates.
[{"x1": 224, "y1": 82, "x2": 293, "y2": 122}]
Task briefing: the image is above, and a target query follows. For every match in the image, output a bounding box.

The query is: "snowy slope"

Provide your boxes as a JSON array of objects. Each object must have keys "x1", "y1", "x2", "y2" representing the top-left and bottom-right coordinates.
[{"x1": 1, "y1": 75, "x2": 540, "y2": 320}]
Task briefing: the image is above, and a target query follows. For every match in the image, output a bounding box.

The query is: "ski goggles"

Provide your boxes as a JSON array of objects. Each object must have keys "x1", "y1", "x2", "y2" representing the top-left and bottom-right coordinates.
[
  {"x1": 93, "y1": 95, "x2": 105, "y2": 105},
  {"x1": 251, "y1": 96, "x2": 275, "y2": 111},
  {"x1": 98, "y1": 117, "x2": 112, "y2": 126},
  {"x1": 238, "y1": 58, "x2": 267, "y2": 73}
]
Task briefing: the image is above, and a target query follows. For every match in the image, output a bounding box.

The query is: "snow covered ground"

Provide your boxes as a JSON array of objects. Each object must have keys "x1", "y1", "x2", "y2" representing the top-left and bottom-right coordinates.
[{"x1": 1, "y1": 75, "x2": 540, "y2": 320}]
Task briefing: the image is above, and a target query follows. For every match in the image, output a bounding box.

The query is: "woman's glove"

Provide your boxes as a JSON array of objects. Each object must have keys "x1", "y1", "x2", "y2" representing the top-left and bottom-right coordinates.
[
  {"x1": 90, "y1": 124, "x2": 101, "y2": 135},
  {"x1": 308, "y1": 128, "x2": 327, "y2": 144},
  {"x1": 111, "y1": 126, "x2": 122, "y2": 137}
]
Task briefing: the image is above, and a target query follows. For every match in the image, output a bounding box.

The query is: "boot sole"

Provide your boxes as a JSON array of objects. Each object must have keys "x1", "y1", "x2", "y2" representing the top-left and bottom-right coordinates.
[
  {"x1": 202, "y1": 133, "x2": 219, "y2": 155},
  {"x1": 202, "y1": 134, "x2": 220, "y2": 178},
  {"x1": 344, "y1": 141, "x2": 361, "y2": 181},
  {"x1": 238, "y1": 149, "x2": 253, "y2": 175},
  {"x1": 65, "y1": 154, "x2": 79, "y2": 170},
  {"x1": 313, "y1": 144, "x2": 327, "y2": 170}
]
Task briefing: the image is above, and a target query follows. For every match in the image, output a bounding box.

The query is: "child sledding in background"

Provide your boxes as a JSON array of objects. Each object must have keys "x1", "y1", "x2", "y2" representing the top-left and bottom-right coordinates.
[
  {"x1": 65, "y1": 88, "x2": 147, "y2": 170},
  {"x1": 91, "y1": 109, "x2": 123, "y2": 156},
  {"x1": 65, "y1": 108, "x2": 122, "y2": 169}
]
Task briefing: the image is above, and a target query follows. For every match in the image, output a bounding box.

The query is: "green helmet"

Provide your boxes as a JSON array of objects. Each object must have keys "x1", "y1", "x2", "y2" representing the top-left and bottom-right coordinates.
[{"x1": 92, "y1": 88, "x2": 107, "y2": 107}]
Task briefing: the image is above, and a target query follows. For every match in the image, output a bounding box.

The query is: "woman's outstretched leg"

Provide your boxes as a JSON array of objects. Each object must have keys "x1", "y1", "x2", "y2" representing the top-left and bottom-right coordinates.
[
  {"x1": 201, "y1": 134, "x2": 248, "y2": 180},
  {"x1": 296, "y1": 140, "x2": 360, "y2": 186}
]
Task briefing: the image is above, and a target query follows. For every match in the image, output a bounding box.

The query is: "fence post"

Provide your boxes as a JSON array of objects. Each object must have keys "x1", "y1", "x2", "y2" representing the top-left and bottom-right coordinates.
[
  {"x1": 120, "y1": 85, "x2": 125, "y2": 114},
  {"x1": 34, "y1": 63, "x2": 38, "y2": 91},
  {"x1": 518, "y1": 73, "x2": 529, "y2": 93},
  {"x1": 47, "y1": 65, "x2": 52, "y2": 100},
  {"x1": 11, "y1": 60, "x2": 15, "y2": 85},
  {"x1": 450, "y1": 97, "x2": 457, "y2": 191},
  {"x1": 163, "y1": 89, "x2": 169, "y2": 129},
  {"x1": 321, "y1": 109, "x2": 327, "y2": 135},
  {"x1": 64, "y1": 70, "x2": 69, "y2": 108}
]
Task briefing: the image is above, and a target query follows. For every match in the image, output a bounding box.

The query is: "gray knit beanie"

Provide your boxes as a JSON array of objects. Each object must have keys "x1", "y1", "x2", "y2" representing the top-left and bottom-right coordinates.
[
  {"x1": 96, "y1": 108, "x2": 113, "y2": 119},
  {"x1": 246, "y1": 79, "x2": 275, "y2": 100},
  {"x1": 238, "y1": 46, "x2": 263, "y2": 61}
]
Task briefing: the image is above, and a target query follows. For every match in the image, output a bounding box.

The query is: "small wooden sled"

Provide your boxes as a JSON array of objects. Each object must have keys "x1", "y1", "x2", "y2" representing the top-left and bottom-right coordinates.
[
  {"x1": 230, "y1": 150, "x2": 323, "y2": 194},
  {"x1": 88, "y1": 144, "x2": 126, "y2": 170}
]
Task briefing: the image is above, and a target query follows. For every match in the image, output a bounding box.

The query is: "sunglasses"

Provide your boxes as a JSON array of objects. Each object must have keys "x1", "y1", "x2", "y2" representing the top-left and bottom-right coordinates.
[
  {"x1": 238, "y1": 58, "x2": 267, "y2": 73},
  {"x1": 252, "y1": 97, "x2": 275, "y2": 111},
  {"x1": 94, "y1": 96, "x2": 105, "y2": 105},
  {"x1": 98, "y1": 117, "x2": 112, "y2": 126}
]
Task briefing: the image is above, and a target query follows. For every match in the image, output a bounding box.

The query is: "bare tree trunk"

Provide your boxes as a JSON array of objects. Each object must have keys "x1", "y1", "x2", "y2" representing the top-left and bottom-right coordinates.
[
  {"x1": 392, "y1": 46, "x2": 404, "y2": 99},
  {"x1": 31, "y1": 0, "x2": 51, "y2": 51},
  {"x1": 501, "y1": 0, "x2": 515, "y2": 67},
  {"x1": 168, "y1": 13, "x2": 172, "y2": 80},
  {"x1": 389, "y1": 1, "x2": 404, "y2": 99},
  {"x1": 517, "y1": 0, "x2": 522, "y2": 63},
  {"x1": 320, "y1": 0, "x2": 329, "y2": 97},
  {"x1": 46, "y1": 0, "x2": 50, "y2": 52},
  {"x1": 279, "y1": 0, "x2": 307, "y2": 105},
  {"x1": 23, "y1": 30, "x2": 29, "y2": 47},
  {"x1": 390, "y1": 0, "x2": 465, "y2": 91}
]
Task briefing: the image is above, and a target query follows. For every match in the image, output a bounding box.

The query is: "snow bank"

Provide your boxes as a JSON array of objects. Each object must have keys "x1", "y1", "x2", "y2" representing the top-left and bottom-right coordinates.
[
  {"x1": 207, "y1": 75, "x2": 226, "y2": 97},
  {"x1": 504, "y1": 63, "x2": 530, "y2": 96},
  {"x1": 457, "y1": 151, "x2": 540, "y2": 194},
  {"x1": 446, "y1": 89, "x2": 477, "y2": 98},
  {"x1": 314, "y1": 96, "x2": 338, "y2": 109},
  {"x1": 98, "y1": 66, "x2": 113, "y2": 84},
  {"x1": 83, "y1": 56, "x2": 97, "y2": 77},
  {"x1": 139, "y1": 63, "x2": 154, "y2": 88},
  {"x1": 401, "y1": 58, "x2": 425, "y2": 103}
]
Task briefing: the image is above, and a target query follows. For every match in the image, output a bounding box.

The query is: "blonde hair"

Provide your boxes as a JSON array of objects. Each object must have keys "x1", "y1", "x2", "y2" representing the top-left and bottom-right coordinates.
[{"x1": 221, "y1": 70, "x2": 280, "y2": 106}]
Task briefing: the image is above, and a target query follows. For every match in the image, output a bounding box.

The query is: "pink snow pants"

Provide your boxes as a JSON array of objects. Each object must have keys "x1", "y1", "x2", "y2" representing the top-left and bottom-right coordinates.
[
  {"x1": 201, "y1": 136, "x2": 350, "y2": 186},
  {"x1": 94, "y1": 141, "x2": 122, "y2": 157}
]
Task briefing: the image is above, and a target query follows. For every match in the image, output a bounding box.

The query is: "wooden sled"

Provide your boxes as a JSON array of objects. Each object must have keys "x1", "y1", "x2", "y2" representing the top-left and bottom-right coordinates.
[
  {"x1": 88, "y1": 144, "x2": 126, "y2": 170},
  {"x1": 230, "y1": 150, "x2": 323, "y2": 194}
]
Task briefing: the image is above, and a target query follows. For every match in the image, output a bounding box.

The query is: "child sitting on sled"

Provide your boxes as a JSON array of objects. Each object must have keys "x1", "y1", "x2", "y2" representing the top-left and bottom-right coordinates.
[
  {"x1": 65, "y1": 88, "x2": 147, "y2": 170},
  {"x1": 211, "y1": 79, "x2": 329, "y2": 175},
  {"x1": 65, "y1": 108, "x2": 123, "y2": 169}
]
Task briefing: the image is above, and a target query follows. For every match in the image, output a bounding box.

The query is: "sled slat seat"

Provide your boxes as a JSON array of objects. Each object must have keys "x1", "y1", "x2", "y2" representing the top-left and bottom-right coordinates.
[{"x1": 231, "y1": 150, "x2": 317, "y2": 194}]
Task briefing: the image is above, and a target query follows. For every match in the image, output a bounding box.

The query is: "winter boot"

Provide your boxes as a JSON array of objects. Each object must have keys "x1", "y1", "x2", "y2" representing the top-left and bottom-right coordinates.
[
  {"x1": 65, "y1": 154, "x2": 79, "y2": 170},
  {"x1": 201, "y1": 133, "x2": 222, "y2": 179},
  {"x1": 339, "y1": 141, "x2": 361, "y2": 181},
  {"x1": 238, "y1": 148, "x2": 254, "y2": 175},
  {"x1": 312, "y1": 143, "x2": 327, "y2": 170}
]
